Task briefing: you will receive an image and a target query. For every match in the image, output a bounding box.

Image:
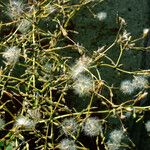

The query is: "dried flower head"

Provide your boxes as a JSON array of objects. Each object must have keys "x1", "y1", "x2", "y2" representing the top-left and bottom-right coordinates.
[
  {"x1": 61, "y1": 118, "x2": 79, "y2": 136},
  {"x1": 27, "y1": 108, "x2": 41, "y2": 121},
  {"x1": 118, "y1": 17, "x2": 126, "y2": 26},
  {"x1": 118, "y1": 30, "x2": 134, "y2": 49},
  {"x1": 71, "y1": 55, "x2": 92, "y2": 79},
  {"x1": 59, "y1": 139, "x2": 76, "y2": 150},
  {"x1": 82, "y1": 117, "x2": 102, "y2": 136},
  {"x1": 73, "y1": 75, "x2": 93, "y2": 96},
  {"x1": 15, "y1": 116, "x2": 35, "y2": 129},
  {"x1": 3, "y1": 46, "x2": 20, "y2": 65}
]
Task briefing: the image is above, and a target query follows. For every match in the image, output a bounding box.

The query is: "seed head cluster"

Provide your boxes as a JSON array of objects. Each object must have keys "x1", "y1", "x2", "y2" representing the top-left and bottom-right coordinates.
[
  {"x1": 71, "y1": 55, "x2": 93, "y2": 96},
  {"x1": 59, "y1": 117, "x2": 102, "y2": 149},
  {"x1": 120, "y1": 76, "x2": 148, "y2": 95}
]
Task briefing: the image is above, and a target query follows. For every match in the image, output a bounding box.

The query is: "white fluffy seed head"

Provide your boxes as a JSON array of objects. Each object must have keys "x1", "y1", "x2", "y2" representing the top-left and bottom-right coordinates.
[
  {"x1": 96, "y1": 12, "x2": 107, "y2": 21},
  {"x1": 120, "y1": 76, "x2": 148, "y2": 94},
  {"x1": 82, "y1": 117, "x2": 102, "y2": 136},
  {"x1": 61, "y1": 118, "x2": 79, "y2": 136},
  {"x1": 106, "y1": 140, "x2": 120, "y2": 150},
  {"x1": 145, "y1": 121, "x2": 150, "y2": 132},
  {"x1": 59, "y1": 139, "x2": 76, "y2": 150},
  {"x1": 71, "y1": 55, "x2": 92, "y2": 79},
  {"x1": 73, "y1": 75, "x2": 93, "y2": 96},
  {"x1": 120, "y1": 80, "x2": 134, "y2": 95},
  {"x1": 7, "y1": 0, "x2": 24, "y2": 20},
  {"x1": 132, "y1": 76, "x2": 148, "y2": 90},
  {"x1": 15, "y1": 116, "x2": 35, "y2": 129},
  {"x1": 3, "y1": 46, "x2": 20, "y2": 65},
  {"x1": 109, "y1": 129, "x2": 124, "y2": 144}
]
